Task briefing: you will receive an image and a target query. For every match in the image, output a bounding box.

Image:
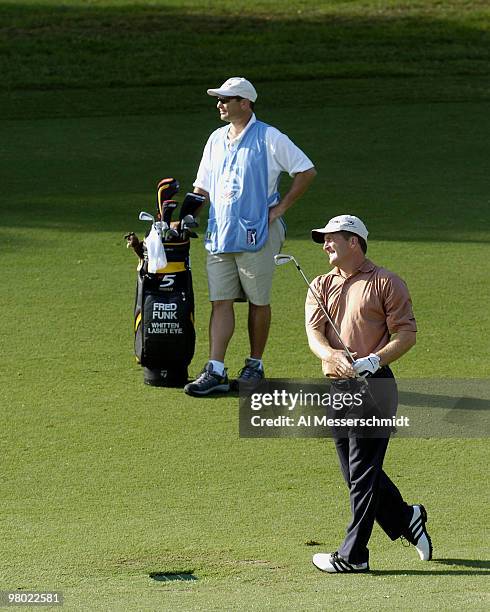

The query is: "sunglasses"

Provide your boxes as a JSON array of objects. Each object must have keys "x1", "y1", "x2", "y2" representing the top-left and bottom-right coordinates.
[{"x1": 216, "y1": 96, "x2": 243, "y2": 104}]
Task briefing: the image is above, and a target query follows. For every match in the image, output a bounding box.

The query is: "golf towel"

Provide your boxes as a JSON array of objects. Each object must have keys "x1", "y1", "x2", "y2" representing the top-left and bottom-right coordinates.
[{"x1": 146, "y1": 224, "x2": 167, "y2": 273}]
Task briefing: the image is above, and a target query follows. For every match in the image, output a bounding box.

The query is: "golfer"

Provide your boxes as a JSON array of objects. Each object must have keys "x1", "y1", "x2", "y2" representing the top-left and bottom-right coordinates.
[
  {"x1": 305, "y1": 214, "x2": 432, "y2": 573},
  {"x1": 184, "y1": 77, "x2": 316, "y2": 396}
]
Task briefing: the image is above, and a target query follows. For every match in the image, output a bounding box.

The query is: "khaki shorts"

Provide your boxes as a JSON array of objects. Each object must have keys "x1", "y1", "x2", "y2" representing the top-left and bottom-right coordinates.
[{"x1": 207, "y1": 218, "x2": 286, "y2": 305}]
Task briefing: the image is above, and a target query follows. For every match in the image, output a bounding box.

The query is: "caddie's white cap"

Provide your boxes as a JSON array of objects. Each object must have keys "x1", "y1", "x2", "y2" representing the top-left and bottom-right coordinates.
[
  {"x1": 311, "y1": 214, "x2": 369, "y2": 243},
  {"x1": 207, "y1": 77, "x2": 258, "y2": 102}
]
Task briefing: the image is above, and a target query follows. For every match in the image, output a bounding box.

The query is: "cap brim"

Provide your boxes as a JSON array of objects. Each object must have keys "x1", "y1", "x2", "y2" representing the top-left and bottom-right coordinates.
[
  {"x1": 207, "y1": 88, "x2": 228, "y2": 97},
  {"x1": 311, "y1": 230, "x2": 326, "y2": 243}
]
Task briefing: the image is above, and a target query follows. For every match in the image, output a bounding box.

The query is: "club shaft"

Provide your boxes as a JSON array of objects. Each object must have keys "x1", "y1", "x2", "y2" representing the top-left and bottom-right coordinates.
[{"x1": 293, "y1": 262, "x2": 356, "y2": 363}]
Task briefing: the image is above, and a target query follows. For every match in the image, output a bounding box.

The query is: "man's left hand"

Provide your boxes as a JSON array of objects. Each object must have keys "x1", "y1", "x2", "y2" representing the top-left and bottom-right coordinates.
[
  {"x1": 268, "y1": 205, "x2": 283, "y2": 224},
  {"x1": 353, "y1": 354, "x2": 381, "y2": 377}
]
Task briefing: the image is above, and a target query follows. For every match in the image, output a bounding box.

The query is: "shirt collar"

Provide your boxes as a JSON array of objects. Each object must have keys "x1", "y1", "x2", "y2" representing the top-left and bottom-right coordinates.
[
  {"x1": 330, "y1": 258, "x2": 376, "y2": 278},
  {"x1": 227, "y1": 113, "x2": 256, "y2": 144}
]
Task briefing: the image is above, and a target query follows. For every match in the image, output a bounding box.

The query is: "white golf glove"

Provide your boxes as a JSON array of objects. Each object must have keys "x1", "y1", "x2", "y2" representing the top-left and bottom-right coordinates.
[{"x1": 353, "y1": 353, "x2": 381, "y2": 377}]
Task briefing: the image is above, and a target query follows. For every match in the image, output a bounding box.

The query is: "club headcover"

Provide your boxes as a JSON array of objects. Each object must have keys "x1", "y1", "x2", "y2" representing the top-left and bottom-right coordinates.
[
  {"x1": 157, "y1": 178, "x2": 180, "y2": 214},
  {"x1": 179, "y1": 192, "x2": 206, "y2": 221}
]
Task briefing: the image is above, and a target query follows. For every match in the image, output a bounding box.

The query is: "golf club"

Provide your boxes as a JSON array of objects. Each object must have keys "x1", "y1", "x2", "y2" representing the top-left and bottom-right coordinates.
[
  {"x1": 180, "y1": 214, "x2": 198, "y2": 229},
  {"x1": 139, "y1": 212, "x2": 166, "y2": 245},
  {"x1": 139, "y1": 211, "x2": 155, "y2": 223},
  {"x1": 274, "y1": 253, "x2": 356, "y2": 364},
  {"x1": 273, "y1": 253, "x2": 380, "y2": 406},
  {"x1": 164, "y1": 228, "x2": 180, "y2": 241},
  {"x1": 180, "y1": 214, "x2": 199, "y2": 240},
  {"x1": 160, "y1": 200, "x2": 178, "y2": 226},
  {"x1": 179, "y1": 192, "x2": 206, "y2": 221},
  {"x1": 157, "y1": 177, "x2": 180, "y2": 208}
]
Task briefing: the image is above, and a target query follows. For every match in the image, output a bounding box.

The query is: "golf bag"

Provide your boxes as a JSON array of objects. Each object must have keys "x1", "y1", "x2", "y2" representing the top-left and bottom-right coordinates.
[
  {"x1": 129, "y1": 180, "x2": 204, "y2": 387},
  {"x1": 134, "y1": 240, "x2": 195, "y2": 386}
]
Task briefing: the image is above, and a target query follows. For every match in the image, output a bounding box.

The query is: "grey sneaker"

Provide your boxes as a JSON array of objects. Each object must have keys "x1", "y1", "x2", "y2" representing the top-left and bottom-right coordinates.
[
  {"x1": 184, "y1": 362, "x2": 230, "y2": 397},
  {"x1": 236, "y1": 358, "x2": 265, "y2": 388}
]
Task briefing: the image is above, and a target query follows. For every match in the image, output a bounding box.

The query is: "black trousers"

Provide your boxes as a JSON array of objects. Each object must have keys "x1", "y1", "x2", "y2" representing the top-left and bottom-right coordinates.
[{"x1": 329, "y1": 369, "x2": 413, "y2": 564}]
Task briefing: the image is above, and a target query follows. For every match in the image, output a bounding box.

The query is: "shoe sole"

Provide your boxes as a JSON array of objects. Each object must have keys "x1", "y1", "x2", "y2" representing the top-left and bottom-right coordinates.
[
  {"x1": 184, "y1": 383, "x2": 230, "y2": 397},
  {"x1": 416, "y1": 504, "x2": 433, "y2": 561},
  {"x1": 312, "y1": 558, "x2": 370, "y2": 573}
]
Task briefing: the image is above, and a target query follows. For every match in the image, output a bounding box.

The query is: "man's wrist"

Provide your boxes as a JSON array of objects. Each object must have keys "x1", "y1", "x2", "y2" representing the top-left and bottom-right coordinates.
[
  {"x1": 270, "y1": 203, "x2": 286, "y2": 218},
  {"x1": 324, "y1": 348, "x2": 339, "y2": 363}
]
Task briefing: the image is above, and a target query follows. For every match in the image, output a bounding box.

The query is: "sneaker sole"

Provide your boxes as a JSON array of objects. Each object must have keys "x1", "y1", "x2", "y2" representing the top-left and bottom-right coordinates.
[
  {"x1": 184, "y1": 383, "x2": 230, "y2": 397},
  {"x1": 312, "y1": 559, "x2": 370, "y2": 574}
]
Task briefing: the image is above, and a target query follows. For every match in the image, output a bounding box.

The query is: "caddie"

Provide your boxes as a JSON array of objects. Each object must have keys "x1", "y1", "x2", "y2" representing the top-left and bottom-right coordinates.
[{"x1": 184, "y1": 77, "x2": 317, "y2": 396}]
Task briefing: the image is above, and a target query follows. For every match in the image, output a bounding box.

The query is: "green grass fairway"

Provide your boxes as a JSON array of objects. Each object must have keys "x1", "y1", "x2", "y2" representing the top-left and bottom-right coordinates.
[{"x1": 1, "y1": 1, "x2": 489, "y2": 610}]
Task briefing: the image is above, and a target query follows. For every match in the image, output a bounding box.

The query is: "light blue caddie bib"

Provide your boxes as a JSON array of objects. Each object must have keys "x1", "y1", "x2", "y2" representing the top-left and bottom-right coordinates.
[{"x1": 205, "y1": 120, "x2": 279, "y2": 254}]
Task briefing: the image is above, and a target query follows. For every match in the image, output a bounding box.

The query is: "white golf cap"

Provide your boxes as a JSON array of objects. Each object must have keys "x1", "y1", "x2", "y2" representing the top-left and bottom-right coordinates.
[
  {"x1": 311, "y1": 214, "x2": 369, "y2": 243},
  {"x1": 207, "y1": 77, "x2": 258, "y2": 102}
]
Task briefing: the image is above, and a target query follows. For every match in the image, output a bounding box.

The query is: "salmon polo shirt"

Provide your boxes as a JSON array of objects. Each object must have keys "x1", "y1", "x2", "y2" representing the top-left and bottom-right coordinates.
[{"x1": 305, "y1": 259, "x2": 417, "y2": 377}]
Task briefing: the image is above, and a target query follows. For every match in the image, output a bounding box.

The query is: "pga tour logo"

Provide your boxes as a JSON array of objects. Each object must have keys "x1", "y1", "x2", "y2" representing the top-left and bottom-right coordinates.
[{"x1": 247, "y1": 229, "x2": 257, "y2": 246}]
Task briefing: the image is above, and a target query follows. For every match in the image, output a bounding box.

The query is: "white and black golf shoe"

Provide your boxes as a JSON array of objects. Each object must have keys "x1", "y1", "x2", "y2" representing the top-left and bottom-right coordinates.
[
  {"x1": 408, "y1": 504, "x2": 433, "y2": 561},
  {"x1": 312, "y1": 551, "x2": 369, "y2": 573}
]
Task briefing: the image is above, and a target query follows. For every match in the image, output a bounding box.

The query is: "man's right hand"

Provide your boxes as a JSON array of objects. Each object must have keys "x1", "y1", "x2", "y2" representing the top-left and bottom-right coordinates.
[{"x1": 328, "y1": 350, "x2": 356, "y2": 378}]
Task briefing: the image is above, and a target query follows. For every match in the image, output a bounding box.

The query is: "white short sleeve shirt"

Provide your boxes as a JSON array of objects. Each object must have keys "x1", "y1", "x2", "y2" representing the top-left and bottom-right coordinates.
[{"x1": 194, "y1": 114, "x2": 314, "y2": 206}]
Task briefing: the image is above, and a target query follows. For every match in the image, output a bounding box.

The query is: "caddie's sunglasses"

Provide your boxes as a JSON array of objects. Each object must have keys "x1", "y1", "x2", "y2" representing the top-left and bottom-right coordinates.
[{"x1": 217, "y1": 96, "x2": 243, "y2": 104}]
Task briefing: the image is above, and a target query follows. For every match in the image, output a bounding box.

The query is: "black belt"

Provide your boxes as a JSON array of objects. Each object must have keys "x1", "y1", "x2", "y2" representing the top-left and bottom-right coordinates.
[{"x1": 327, "y1": 366, "x2": 393, "y2": 391}]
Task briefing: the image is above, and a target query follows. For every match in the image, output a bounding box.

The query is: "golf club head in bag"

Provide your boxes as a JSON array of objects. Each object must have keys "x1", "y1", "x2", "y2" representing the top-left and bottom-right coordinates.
[
  {"x1": 160, "y1": 200, "x2": 178, "y2": 226},
  {"x1": 164, "y1": 227, "x2": 180, "y2": 242},
  {"x1": 179, "y1": 192, "x2": 206, "y2": 221},
  {"x1": 179, "y1": 214, "x2": 199, "y2": 240},
  {"x1": 157, "y1": 178, "x2": 180, "y2": 214},
  {"x1": 181, "y1": 214, "x2": 198, "y2": 229},
  {"x1": 139, "y1": 211, "x2": 155, "y2": 223}
]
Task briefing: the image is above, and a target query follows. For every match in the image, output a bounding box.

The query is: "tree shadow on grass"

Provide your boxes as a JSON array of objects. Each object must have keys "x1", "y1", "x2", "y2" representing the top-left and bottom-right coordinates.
[
  {"x1": 434, "y1": 558, "x2": 490, "y2": 569},
  {"x1": 1, "y1": 3, "x2": 489, "y2": 247},
  {"x1": 1, "y1": 1, "x2": 489, "y2": 94},
  {"x1": 398, "y1": 391, "x2": 490, "y2": 412}
]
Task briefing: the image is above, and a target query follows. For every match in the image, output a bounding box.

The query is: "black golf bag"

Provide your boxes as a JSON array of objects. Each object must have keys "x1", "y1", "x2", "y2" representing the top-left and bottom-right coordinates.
[
  {"x1": 134, "y1": 239, "x2": 195, "y2": 386},
  {"x1": 128, "y1": 180, "x2": 204, "y2": 387}
]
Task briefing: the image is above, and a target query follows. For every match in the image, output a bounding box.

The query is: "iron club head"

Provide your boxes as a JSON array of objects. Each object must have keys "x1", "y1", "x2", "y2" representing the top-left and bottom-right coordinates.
[
  {"x1": 139, "y1": 211, "x2": 155, "y2": 223},
  {"x1": 181, "y1": 214, "x2": 198, "y2": 229},
  {"x1": 164, "y1": 228, "x2": 180, "y2": 241},
  {"x1": 274, "y1": 254, "x2": 297, "y2": 266}
]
